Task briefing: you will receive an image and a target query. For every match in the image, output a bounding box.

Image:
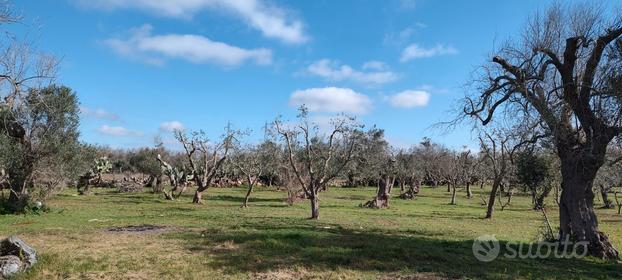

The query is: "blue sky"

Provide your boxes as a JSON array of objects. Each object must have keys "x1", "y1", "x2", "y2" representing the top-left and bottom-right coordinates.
[{"x1": 12, "y1": 0, "x2": 616, "y2": 150}]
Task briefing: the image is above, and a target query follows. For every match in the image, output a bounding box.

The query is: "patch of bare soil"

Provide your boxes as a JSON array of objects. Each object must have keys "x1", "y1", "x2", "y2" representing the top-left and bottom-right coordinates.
[{"x1": 107, "y1": 224, "x2": 170, "y2": 233}]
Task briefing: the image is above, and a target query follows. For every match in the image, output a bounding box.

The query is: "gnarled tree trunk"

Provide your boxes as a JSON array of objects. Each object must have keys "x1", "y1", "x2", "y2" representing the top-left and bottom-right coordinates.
[
  {"x1": 558, "y1": 154, "x2": 618, "y2": 259},
  {"x1": 398, "y1": 182, "x2": 419, "y2": 200},
  {"x1": 362, "y1": 175, "x2": 391, "y2": 208}
]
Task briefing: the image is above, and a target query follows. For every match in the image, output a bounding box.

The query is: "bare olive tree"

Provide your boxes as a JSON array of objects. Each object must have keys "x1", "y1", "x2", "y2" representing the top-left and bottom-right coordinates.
[
  {"x1": 444, "y1": 152, "x2": 461, "y2": 205},
  {"x1": 478, "y1": 129, "x2": 514, "y2": 219},
  {"x1": 231, "y1": 142, "x2": 270, "y2": 208},
  {"x1": 274, "y1": 106, "x2": 362, "y2": 219},
  {"x1": 417, "y1": 138, "x2": 450, "y2": 189},
  {"x1": 174, "y1": 128, "x2": 236, "y2": 204},
  {"x1": 460, "y1": 4, "x2": 622, "y2": 258},
  {"x1": 461, "y1": 148, "x2": 482, "y2": 199}
]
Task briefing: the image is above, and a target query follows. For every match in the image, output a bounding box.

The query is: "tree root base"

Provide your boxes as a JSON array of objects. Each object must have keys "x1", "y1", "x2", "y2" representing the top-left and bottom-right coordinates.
[
  {"x1": 360, "y1": 198, "x2": 388, "y2": 209},
  {"x1": 588, "y1": 231, "x2": 619, "y2": 260}
]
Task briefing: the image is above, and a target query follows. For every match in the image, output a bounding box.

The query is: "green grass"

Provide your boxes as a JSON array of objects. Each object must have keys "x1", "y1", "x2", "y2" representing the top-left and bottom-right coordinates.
[{"x1": 1, "y1": 186, "x2": 621, "y2": 279}]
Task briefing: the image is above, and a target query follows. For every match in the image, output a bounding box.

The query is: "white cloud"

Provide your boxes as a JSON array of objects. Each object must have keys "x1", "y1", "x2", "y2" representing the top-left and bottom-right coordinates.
[
  {"x1": 306, "y1": 59, "x2": 398, "y2": 85},
  {"x1": 416, "y1": 84, "x2": 450, "y2": 94},
  {"x1": 102, "y1": 24, "x2": 272, "y2": 66},
  {"x1": 81, "y1": 106, "x2": 119, "y2": 121},
  {"x1": 77, "y1": 0, "x2": 308, "y2": 44},
  {"x1": 289, "y1": 87, "x2": 372, "y2": 114},
  {"x1": 400, "y1": 43, "x2": 457, "y2": 62},
  {"x1": 362, "y1": 60, "x2": 389, "y2": 71},
  {"x1": 97, "y1": 125, "x2": 144, "y2": 137},
  {"x1": 388, "y1": 90, "x2": 430, "y2": 108},
  {"x1": 160, "y1": 121, "x2": 185, "y2": 132}
]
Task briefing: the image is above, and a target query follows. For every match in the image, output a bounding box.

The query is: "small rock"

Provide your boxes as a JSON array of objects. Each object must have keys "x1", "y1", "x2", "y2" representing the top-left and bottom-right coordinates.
[
  {"x1": 0, "y1": 255, "x2": 22, "y2": 278},
  {"x1": 0, "y1": 236, "x2": 37, "y2": 268}
]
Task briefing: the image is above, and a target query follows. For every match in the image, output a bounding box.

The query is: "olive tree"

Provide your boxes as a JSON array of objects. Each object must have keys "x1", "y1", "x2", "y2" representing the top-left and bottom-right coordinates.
[
  {"x1": 274, "y1": 106, "x2": 362, "y2": 219},
  {"x1": 0, "y1": 85, "x2": 81, "y2": 212},
  {"x1": 231, "y1": 142, "x2": 271, "y2": 208},
  {"x1": 175, "y1": 127, "x2": 236, "y2": 204},
  {"x1": 478, "y1": 129, "x2": 517, "y2": 219},
  {"x1": 257, "y1": 139, "x2": 281, "y2": 187},
  {"x1": 460, "y1": 4, "x2": 622, "y2": 258},
  {"x1": 416, "y1": 138, "x2": 449, "y2": 188},
  {"x1": 516, "y1": 151, "x2": 553, "y2": 210},
  {"x1": 395, "y1": 148, "x2": 424, "y2": 199}
]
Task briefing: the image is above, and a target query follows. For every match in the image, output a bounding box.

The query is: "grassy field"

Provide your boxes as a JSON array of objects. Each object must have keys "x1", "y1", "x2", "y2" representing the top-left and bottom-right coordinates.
[{"x1": 1, "y1": 185, "x2": 621, "y2": 279}]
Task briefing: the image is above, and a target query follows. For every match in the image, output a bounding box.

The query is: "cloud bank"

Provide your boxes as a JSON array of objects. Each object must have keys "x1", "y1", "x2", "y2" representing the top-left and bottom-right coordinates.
[
  {"x1": 103, "y1": 24, "x2": 272, "y2": 66},
  {"x1": 289, "y1": 87, "x2": 372, "y2": 114},
  {"x1": 78, "y1": 0, "x2": 308, "y2": 44}
]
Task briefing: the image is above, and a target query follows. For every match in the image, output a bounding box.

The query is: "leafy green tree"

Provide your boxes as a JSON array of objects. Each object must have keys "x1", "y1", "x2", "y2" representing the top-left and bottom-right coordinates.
[
  {"x1": 0, "y1": 85, "x2": 82, "y2": 212},
  {"x1": 516, "y1": 151, "x2": 552, "y2": 210}
]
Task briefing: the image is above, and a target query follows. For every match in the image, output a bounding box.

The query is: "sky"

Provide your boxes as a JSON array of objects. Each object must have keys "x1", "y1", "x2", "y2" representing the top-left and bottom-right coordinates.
[{"x1": 11, "y1": 0, "x2": 618, "y2": 150}]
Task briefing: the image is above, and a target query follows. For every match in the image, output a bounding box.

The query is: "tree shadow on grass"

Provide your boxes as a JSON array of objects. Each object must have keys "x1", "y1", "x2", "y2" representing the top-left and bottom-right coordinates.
[
  {"x1": 209, "y1": 195, "x2": 285, "y2": 204},
  {"x1": 169, "y1": 223, "x2": 622, "y2": 279}
]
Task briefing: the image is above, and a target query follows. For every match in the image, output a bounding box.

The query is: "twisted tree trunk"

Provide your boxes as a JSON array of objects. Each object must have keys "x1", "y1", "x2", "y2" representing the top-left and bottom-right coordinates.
[
  {"x1": 558, "y1": 154, "x2": 618, "y2": 259},
  {"x1": 398, "y1": 182, "x2": 419, "y2": 200},
  {"x1": 362, "y1": 175, "x2": 391, "y2": 208}
]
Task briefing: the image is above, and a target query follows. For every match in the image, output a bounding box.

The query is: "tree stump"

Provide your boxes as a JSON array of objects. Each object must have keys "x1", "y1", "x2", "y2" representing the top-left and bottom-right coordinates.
[{"x1": 0, "y1": 236, "x2": 37, "y2": 278}]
